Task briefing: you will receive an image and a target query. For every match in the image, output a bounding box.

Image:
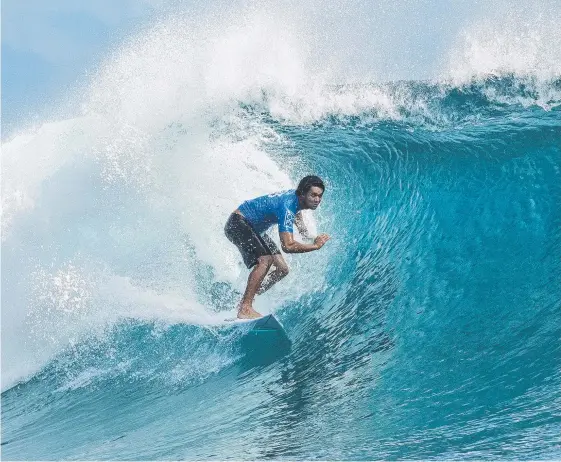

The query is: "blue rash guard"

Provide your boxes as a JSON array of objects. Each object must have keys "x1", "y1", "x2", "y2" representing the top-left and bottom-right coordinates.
[{"x1": 238, "y1": 190, "x2": 301, "y2": 234}]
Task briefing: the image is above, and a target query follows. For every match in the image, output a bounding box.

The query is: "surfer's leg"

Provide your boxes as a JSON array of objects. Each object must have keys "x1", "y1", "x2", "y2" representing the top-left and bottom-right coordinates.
[
  {"x1": 238, "y1": 255, "x2": 274, "y2": 319},
  {"x1": 257, "y1": 254, "x2": 289, "y2": 295}
]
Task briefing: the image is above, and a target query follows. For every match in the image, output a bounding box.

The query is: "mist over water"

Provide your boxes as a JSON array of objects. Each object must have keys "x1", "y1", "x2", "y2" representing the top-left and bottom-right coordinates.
[{"x1": 2, "y1": 1, "x2": 561, "y2": 459}]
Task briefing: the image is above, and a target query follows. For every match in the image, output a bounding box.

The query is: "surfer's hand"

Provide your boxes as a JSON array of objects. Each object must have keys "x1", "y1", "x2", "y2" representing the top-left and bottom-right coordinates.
[{"x1": 314, "y1": 233, "x2": 330, "y2": 249}]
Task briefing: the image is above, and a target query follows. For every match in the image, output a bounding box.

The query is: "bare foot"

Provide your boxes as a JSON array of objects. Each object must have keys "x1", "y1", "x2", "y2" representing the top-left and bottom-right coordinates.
[{"x1": 237, "y1": 305, "x2": 262, "y2": 319}]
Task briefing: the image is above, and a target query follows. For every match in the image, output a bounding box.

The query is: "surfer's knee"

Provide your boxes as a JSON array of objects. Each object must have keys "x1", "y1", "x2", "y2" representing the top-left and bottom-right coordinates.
[
  {"x1": 277, "y1": 264, "x2": 289, "y2": 278},
  {"x1": 256, "y1": 255, "x2": 274, "y2": 269}
]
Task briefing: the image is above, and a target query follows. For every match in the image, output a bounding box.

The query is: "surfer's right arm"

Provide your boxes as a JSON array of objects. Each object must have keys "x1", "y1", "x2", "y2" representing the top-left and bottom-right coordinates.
[{"x1": 279, "y1": 232, "x2": 330, "y2": 253}]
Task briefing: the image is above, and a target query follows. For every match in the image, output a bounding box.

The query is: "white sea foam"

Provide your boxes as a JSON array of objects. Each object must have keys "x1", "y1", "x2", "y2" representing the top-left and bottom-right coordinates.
[
  {"x1": 1, "y1": 7, "x2": 322, "y2": 391},
  {"x1": 444, "y1": 1, "x2": 561, "y2": 108}
]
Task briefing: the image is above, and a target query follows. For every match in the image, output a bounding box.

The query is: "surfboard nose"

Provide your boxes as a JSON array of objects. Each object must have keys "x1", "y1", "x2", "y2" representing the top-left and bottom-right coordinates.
[{"x1": 251, "y1": 314, "x2": 284, "y2": 331}]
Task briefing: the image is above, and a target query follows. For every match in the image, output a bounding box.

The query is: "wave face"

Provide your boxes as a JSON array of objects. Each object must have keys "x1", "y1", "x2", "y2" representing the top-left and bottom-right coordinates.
[{"x1": 2, "y1": 7, "x2": 561, "y2": 460}]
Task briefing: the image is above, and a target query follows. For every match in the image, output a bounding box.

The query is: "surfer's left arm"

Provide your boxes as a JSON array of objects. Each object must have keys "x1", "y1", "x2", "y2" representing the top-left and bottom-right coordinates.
[{"x1": 294, "y1": 211, "x2": 312, "y2": 239}]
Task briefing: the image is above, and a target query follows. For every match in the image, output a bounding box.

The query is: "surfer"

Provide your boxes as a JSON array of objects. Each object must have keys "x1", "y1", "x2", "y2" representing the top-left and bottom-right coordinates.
[{"x1": 225, "y1": 175, "x2": 330, "y2": 319}]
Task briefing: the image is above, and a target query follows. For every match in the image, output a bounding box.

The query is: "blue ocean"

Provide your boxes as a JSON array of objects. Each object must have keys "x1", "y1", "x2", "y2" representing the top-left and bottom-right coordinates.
[{"x1": 2, "y1": 6, "x2": 560, "y2": 460}]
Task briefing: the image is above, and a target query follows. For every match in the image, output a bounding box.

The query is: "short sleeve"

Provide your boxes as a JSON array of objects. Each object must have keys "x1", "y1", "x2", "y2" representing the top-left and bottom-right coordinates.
[{"x1": 278, "y1": 207, "x2": 296, "y2": 233}]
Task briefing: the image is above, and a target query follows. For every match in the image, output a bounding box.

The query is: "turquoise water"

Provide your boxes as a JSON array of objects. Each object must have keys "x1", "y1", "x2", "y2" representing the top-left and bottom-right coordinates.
[
  {"x1": 3, "y1": 77, "x2": 560, "y2": 459},
  {"x1": 2, "y1": 6, "x2": 561, "y2": 457}
]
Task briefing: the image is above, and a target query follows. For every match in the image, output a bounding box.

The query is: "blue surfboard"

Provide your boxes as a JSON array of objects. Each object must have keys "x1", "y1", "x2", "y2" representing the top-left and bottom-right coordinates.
[
  {"x1": 223, "y1": 314, "x2": 291, "y2": 365},
  {"x1": 250, "y1": 314, "x2": 284, "y2": 332},
  {"x1": 224, "y1": 314, "x2": 284, "y2": 332}
]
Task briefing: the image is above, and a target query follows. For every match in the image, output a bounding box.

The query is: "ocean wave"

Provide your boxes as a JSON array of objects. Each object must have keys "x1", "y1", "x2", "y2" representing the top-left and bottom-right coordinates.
[{"x1": 2, "y1": 3, "x2": 560, "y2": 458}]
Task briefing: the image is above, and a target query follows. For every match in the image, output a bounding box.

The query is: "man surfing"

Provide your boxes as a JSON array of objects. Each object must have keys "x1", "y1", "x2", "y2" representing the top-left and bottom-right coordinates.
[{"x1": 225, "y1": 175, "x2": 330, "y2": 319}]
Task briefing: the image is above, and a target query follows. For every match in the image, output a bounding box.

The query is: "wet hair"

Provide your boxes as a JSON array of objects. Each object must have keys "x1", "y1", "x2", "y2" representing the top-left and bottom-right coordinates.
[{"x1": 296, "y1": 175, "x2": 325, "y2": 196}]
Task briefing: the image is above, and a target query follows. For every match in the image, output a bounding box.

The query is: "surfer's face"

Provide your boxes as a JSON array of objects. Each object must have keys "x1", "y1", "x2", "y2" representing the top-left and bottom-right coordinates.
[{"x1": 301, "y1": 186, "x2": 324, "y2": 210}]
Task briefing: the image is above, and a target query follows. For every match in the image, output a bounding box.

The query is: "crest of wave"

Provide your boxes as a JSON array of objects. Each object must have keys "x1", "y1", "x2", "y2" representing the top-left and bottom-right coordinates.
[{"x1": 446, "y1": 1, "x2": 561, "y2": 108}]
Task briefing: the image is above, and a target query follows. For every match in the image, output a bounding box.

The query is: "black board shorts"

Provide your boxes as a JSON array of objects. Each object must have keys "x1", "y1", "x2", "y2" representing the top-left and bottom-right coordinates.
[{"x1": 224, "y1": 213, "x2": 280, "y2": 269}]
